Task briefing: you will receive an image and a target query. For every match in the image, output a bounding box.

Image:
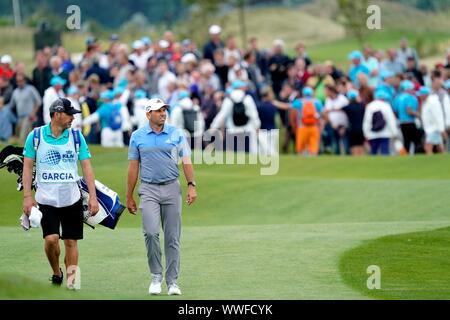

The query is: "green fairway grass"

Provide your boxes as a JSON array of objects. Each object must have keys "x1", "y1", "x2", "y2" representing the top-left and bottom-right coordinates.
[
  {"x1": 1, "y1": 146, "x2": 450, "y2": 299},
  {"x1": 340, "y1": 227, "x2": 450, "y2": 300}
]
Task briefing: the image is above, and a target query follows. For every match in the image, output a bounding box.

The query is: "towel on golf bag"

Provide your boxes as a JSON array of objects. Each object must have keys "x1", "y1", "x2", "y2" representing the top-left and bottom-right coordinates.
[{"x1": 78, "y1": 178, "x2": 125, "y2": 229}]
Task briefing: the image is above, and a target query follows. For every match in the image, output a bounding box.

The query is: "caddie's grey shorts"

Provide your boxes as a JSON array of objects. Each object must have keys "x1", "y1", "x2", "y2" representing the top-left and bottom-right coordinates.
[{"x1": 138, "y1": 179, "x2": 182, "y2": 286}]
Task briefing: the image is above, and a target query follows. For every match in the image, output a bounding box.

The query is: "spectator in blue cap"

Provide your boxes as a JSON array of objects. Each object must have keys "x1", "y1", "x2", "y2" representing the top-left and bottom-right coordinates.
[
  {"x1": 82, "y1": 90, "x2": 124, "y2": 147},
  {"x1": 348, "y1": 50, "x2": 369, "y2": 86},
  {"x1": 375, "y1": 70, "x2": 396, "y2": 104},
  {"x1": 392, "y1": 80, "x2": 422, "y2": 153},
  {"x1": 417, "y1": 86, "x2": 446, "y2": 154},
  {"x1": 342, "y1": 89, "x2": 366, "y2": 155},
  {"x1": 210, "y1": 77, "x2": 261, "y2": 154},
  {"x1": 131, "y1": 90, "x2": 149, "y2": 129},
  {"x1": 363, "y1": 89, "x2": 399, "y2": 155}
]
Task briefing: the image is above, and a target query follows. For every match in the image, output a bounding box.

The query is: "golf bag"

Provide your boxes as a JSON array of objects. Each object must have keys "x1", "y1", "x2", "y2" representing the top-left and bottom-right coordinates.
[
  {"x1": 78, "y1": 178, "x2": 125, "y2": 229},
  {"x1": 0, "y1": 143, "x2": 124, "y2": 230}
]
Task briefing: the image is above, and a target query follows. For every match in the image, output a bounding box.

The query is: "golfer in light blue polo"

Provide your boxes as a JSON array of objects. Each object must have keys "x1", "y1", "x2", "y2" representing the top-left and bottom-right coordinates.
[{"x1": 126, "y1": 97, "x2": 197, "y2": 296}]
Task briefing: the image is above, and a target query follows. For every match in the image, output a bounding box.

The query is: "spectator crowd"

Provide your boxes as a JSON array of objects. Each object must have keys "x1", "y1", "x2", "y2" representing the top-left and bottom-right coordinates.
[{"x1": 1, "y1": 24, "x2": 450, "y2": 156}]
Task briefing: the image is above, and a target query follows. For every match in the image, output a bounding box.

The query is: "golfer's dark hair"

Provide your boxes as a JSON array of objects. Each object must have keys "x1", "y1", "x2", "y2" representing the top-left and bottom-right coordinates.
[{"x1": 50, "y1": 112, "x2": 55, "y2": 118}]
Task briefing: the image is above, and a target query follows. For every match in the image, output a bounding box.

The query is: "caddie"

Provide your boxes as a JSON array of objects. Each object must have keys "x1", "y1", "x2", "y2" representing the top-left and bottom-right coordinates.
[{"x1": 22, "y1": 98, "x2": 99, "y2": 289}]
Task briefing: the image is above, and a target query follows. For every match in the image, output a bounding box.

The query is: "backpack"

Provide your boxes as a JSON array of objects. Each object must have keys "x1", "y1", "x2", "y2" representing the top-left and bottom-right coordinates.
[
  {"x1": 182, "y1": 109, "x2": 198, "y2": 134},
  {"x1": 33, "y1": 126, "x2": 81, "y2": 155},
  {"x1": 232, "y1": 101, "x2": 249, "y2": 126},
  {"x1": 108, "y1": 104, "x2": 123, "y2": 131},
  {"x1": 301, "y1": 99, "x2": 319, "y2": 126},
  {"x1": 371, "y1": 110, "x2": 386, "y2": 132}
]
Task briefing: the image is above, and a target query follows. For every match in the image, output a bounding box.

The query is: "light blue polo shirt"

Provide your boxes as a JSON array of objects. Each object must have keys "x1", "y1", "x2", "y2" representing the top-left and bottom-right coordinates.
[
  {"x1": 23, "y1": 123, "x2": 91, "y2": 161},
  {"x1": 128, "y1": 123, "x2": 191, "y2": 184},
  {"x1": 349, "y1": 63, "x2": 370, "y2": 85},
  {"x1": 393, "y1": 92, "x2": 419, "y2": 123}
]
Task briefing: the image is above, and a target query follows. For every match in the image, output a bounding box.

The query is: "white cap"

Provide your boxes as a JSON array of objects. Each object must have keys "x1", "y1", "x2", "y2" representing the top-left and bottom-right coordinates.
[
  {"x1": 181, "y1": 53, "x2": 197, "y2": 64},
  {"x1": 29, "y1": 206, "x2": 43, "y2": 228},
  {"x1": 159, "y1": 40, "x2": 169, "y2": 49},
  {"x1": 132, "y1": 40, "x2": 144, "y2": 50},
  {"x1": 209, "y1": 25, "x2": 222, "y2": 35},
  {"x1": 273, "y1": 39, "x2": 285, "y2": 48},
  {"x1": 145, "y1": 98, "x2": 169, "y2": 112},
  {"x1": 1, "y1": 54, "x2": 12, "y2": 64}
]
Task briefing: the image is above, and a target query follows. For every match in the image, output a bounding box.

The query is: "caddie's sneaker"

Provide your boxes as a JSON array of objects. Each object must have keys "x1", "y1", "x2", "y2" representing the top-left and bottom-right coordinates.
[
  {"x1": 168, "y1": 283, "x2": 181, "y2": 296},
  {"x1": 149, "y1": 274, "x2": 163, "y2": 295},
  {"x1": 49, "y1": 268, "x2": 63, "y2": 286}
]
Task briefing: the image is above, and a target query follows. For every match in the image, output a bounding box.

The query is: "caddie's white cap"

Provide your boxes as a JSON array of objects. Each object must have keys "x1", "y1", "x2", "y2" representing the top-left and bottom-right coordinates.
[
  {"x1": 209, "y1": 25, "x2": 222, "y2": 35},
  {"x1": 1, "y1": 54, "x2": 12, "y2": 64},
  {"x1": 145, "y1": 98, "x2": 169, "y2": 113}
]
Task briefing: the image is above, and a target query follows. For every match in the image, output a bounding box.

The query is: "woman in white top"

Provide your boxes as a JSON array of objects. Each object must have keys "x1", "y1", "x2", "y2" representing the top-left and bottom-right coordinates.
[
  {"x1": 324, "y1": 85, "x2": 350, "y2": 155},
  {"x1": 417, "y1": 86, "x2": 447, "y2": 154}
]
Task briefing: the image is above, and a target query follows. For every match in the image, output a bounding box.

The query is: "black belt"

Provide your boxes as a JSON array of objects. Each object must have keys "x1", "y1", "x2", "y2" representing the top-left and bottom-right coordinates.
[{"x1": 142, "y1": 179, "x2": 177, "y2": 186}]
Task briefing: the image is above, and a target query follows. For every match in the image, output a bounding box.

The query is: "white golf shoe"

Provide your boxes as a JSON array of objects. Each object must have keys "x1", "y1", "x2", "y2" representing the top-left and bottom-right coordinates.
[
  {"x1": 149, "y1": 275, "x2": 163, "y2": 295},
  {"x1": 167, "y1": 283, "x2": 182, "y2": 296}
]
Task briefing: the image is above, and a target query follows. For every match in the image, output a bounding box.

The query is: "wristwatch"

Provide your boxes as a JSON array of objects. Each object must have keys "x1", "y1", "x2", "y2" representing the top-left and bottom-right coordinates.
[{"x1": 187, "y1": 181, "x2": 196, "y2": 187}]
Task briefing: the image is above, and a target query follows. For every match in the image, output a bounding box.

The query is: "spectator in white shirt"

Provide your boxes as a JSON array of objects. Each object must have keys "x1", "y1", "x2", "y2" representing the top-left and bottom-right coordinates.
[
  {"x1": 157, "y1": 59, "x2": 177, "y2": 102},
  {"x1": 43, "y1": 76, "x2": 66, "y2": 124},
  {"x1": 363, "y1": 90, "x2": 399, "y2": 155},
  {"x1": 417, "y1": 86, "x2": 446, "y2": 154},
  {"x1": 324, "y1": 84, "x2": 350, "y2": 155}
]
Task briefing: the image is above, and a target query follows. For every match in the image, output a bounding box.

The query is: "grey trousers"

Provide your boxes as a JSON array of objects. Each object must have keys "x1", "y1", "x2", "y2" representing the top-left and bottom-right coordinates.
[{"x1": 138, "y1": 180, "x2": 182, "y2": 286}]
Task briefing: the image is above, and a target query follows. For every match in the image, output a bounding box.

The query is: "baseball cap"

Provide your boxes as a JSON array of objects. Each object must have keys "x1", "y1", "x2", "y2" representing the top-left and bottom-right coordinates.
[
  {"x1": 347, "y1": 89, "x2": 359, "y2": 100},
  {"x1": 380, "y1": 70, "x2": 394, "y2": 81},
  {"x1": 348, "y1": 50, "x2": 363, "y2": 60},
  {"x1": 141, "y1": 37, "x2": 152, "y2": 45},
  {"x1": 132, "y1": 40, "x2": 144, "y2": 50},
  {"x1": 374, "y1": 89, "x2": 390, "y2": 101},
  {"x1": 273, "y1": 39, "x2": 285, "y2": 48},
  {"x1": 67, "y1": 86, "x2": 79, "y2": 95},
  {"x1": 209, "y1": 25, "x2": 222, "y2": 35},
  {"x1": 1, "y1": 54, "x2": 12, "y2": 64},
  {"x1": 416, "y1": 86, "x2": 431, "y2": 96},
  {"x1": 145, "y1": 98, "x2": 169, "y2": 112},
  {"x1": 159, "y1": 40, "x2": 169, "y2": 49},
  {"x1": 302, "y1": 86, "x2": 314, "y2": 98},
  {"x1": 50, "y1": 76, "x2": 66, "y2": 87},
  {"x1": 110, "y1": 34, "x2": 120, "y2": 42},
  {"x1": 181, "y1": 53, "x2": 197, "y2": 64},
  {"x1": 178, "y1": 90, "x2": 190, "y2": 100},
  {"x1": 181, "y1": 39, "x2": 192, "y2": 47},
  {"x1": 400, "y1": 80, "x2": 414, "y2": 91},
  {"x1": 86, "y1": 36, "x2": 98, "y2": 46},
  {"x1": 49, "y1": 98, "x2": 81, "y2": 115}
]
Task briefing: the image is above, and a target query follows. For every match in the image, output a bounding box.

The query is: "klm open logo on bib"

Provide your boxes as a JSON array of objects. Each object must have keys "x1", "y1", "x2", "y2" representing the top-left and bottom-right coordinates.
[{"x1": 40, "y1": 150, "x2": 62, "y2": 165}]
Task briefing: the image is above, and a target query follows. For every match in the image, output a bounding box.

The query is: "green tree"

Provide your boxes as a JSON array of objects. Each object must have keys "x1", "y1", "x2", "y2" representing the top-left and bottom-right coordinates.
[{"x1": 336, "y1": 0, "x2": 370, "y2": 46}]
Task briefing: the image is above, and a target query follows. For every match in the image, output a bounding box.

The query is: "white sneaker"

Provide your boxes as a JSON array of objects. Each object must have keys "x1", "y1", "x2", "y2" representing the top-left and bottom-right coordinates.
[
  {"x1": 168, "y1": 283, "x2": 181, "y2": 296},
  {"x1": 148, "y1": 275, "x2": 163, "y2": 295}
]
